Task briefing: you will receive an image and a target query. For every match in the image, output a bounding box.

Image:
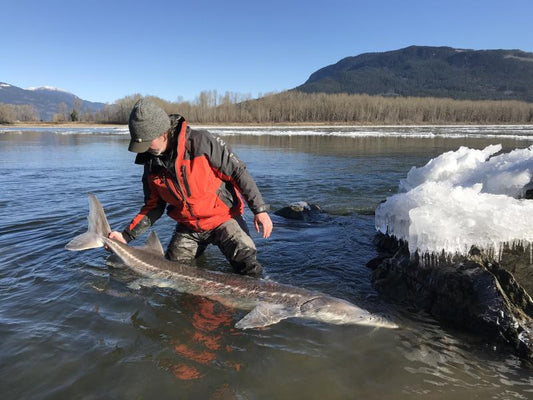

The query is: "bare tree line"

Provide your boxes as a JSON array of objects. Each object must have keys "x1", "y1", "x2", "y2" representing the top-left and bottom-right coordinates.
[
  {"x1": 3, "y1": 90, "x2": 533, "y2": 125},
  {"x1": 0, "y1": 103, "x2": 39, "y2": 123},
  {"x1": 105, "y1": 91, "x2": 533, "y2": 125}
]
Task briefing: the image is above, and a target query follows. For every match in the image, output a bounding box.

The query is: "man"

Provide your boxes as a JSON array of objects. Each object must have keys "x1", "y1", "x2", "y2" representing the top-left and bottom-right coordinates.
[{"x1": 108, "y1": 98, "x2": 273, "y2": 277}]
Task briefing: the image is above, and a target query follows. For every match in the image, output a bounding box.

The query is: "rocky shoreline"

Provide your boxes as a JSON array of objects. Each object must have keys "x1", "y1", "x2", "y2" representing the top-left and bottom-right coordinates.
[
  {"x1": 367, "y1": 233, "x2": 533, "y2": 360},
  {"x1": 275, "y1": 202, "x2": 533, "y2": 360}
]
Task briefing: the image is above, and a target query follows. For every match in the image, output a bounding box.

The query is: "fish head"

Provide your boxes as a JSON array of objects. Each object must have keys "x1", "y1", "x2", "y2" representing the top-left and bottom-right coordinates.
[{"x1": 300, "y1": 296, "x2": 398, "y2": 329}]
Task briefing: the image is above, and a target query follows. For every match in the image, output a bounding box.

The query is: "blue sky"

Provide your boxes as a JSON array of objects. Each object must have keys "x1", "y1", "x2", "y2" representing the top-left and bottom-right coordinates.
[{"x1": 2, "y1": 0, "x2": 532, "y2": 103}]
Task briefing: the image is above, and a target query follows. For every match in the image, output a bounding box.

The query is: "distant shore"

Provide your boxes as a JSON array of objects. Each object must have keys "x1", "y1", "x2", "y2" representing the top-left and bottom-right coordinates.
[
  {"x1": 6, "y1": 121, "x2": 533, "y2": 130},
  {"x1": 8, "y1": 121, "x2": 126, "y2": 129}
]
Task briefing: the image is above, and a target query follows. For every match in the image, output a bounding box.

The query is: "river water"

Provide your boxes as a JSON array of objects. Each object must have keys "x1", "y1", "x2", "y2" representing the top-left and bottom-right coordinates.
[{"x1": 1, "y1": 125, "x2": 533, "y2": 399}]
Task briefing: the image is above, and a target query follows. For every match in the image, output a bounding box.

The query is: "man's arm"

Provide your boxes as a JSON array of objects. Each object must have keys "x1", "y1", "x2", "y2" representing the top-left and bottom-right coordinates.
[
  {"x1": 195, "y1": 130, "x2": 273, "y2": 237},
  {"x1": 109, "y1": 168, "x2": 166, "y2": 244}
]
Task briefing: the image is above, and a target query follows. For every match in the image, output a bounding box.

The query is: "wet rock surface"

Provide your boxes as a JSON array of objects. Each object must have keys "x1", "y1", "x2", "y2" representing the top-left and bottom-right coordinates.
[
  {"x1": 367, "y1": 233, "x2": 533, "y2": 360},
  {"x1": 274, "y1": 202, "x2": 330, "y2": 222}
]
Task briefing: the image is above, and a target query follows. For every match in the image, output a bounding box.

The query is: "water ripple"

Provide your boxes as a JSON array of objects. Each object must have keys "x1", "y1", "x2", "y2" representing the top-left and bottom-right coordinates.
[{"x1": 2, "y1": 129, "x2": 533, "y2": 399}]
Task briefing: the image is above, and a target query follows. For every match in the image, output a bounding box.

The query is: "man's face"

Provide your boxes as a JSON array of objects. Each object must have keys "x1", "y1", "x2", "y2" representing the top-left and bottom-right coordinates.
[{"x1": 147, "y1": 131, "x2": 168, "y2": 156}]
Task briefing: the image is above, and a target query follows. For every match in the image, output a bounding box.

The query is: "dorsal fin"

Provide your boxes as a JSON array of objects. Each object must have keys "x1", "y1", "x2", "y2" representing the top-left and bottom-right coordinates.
[{"x1": 141, "y1": 231, "x2": 165, "y2": 256}]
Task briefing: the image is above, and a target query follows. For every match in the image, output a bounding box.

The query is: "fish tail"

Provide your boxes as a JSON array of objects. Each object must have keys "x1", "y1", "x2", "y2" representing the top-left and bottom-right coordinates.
[{"x1": 65, "y1": 193, "x2": 112, "y2": 251}]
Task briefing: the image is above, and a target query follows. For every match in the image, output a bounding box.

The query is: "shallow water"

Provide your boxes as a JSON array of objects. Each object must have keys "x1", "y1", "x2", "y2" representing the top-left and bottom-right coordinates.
[{"x1": 1, "y1": 126, "x2": 533, "y2": 399}]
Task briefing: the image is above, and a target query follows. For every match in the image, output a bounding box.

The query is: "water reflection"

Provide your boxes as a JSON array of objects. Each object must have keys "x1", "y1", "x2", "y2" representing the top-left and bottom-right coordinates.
[{"x1": 221, "y1": 133, "x2": 533, "y2": 157}]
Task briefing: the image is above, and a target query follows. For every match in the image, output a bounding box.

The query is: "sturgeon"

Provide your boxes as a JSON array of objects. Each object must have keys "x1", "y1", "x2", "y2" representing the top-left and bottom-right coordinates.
[{"x1": 66, "y1": 193, "x2": 398, "y2": 330}]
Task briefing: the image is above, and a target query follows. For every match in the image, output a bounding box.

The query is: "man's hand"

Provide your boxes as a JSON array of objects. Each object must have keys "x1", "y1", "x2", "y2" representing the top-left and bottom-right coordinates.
[
  {"x1": 106, "y1": 231, "x2": 127, "y2": 251},
  {"x1": 254, "y1": 212, "x2": 273, "y2": 239},
  {"x1": 108, "y1": 231, "x2": 127, "y2": 243}
]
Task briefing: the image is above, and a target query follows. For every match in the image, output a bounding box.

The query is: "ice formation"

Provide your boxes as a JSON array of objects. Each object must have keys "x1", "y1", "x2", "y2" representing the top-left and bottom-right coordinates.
[{"x1": 375, "y1": 144, "x2": 533, "y2": 256}]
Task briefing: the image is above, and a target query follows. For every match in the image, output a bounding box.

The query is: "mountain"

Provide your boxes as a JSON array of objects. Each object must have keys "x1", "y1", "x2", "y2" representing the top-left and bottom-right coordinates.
[
  {"x1": 0, "y1": 82, "x2": 105, "y2": 121},
  {"x1": 295, "y1": 46, "x2": 533, "y2": 102}
]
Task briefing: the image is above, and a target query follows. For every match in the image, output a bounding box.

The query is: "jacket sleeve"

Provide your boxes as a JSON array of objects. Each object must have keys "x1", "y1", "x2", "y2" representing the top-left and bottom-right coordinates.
[
  {"x1": 122, "y1": 167, "x2": 166, "y2": 242},
  {"x1": 194, "y1": 129, "x2": 268, "y2": 214}
]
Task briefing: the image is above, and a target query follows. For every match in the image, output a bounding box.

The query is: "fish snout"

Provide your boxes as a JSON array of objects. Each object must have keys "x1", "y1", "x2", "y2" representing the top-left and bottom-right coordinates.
[
  {"x1": 350, "y1": 313, "x2": 399, "y2": 329},
  {"x1": 300, "y1": 296, "x2": 358, "y2": 324},
  {"x1": 301, "y1": 296, "x2": 398, "y2": 329}
]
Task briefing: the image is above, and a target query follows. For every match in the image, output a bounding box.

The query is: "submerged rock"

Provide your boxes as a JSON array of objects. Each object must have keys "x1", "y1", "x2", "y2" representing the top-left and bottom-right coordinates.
[
  {"x1": 274, "y1": 202, "x2": 329, "y2": 222},
  {"x1": 367, "y1": 233, "x2": 533, "y2": 359}
]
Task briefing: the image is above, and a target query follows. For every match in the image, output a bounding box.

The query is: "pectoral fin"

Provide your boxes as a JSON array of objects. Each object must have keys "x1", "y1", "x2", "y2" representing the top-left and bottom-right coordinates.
[{"x1": 235, "y1": 303, "x2": 295, "y2": 329}]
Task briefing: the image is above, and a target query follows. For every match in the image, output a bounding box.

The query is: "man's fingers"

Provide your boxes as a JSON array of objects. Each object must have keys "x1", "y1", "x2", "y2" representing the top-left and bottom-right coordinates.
[
  {"x1": 105, "y1": 231, "x2": 127, "y2": 251},
  {"x1": 263, "y1": 220, "x2": 273, "y2": 238},
  {"x1": 108, "y1": 231, "x2": 127, "y2": 244},
  {"x1": 266, "y1": 224, "x2": 273, "y2": 238}
]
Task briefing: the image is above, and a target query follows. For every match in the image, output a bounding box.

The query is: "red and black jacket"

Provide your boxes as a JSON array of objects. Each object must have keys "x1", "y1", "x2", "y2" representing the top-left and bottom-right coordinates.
[{"x1": 122, "y1": 115, "x2": 267, "y2": 242}]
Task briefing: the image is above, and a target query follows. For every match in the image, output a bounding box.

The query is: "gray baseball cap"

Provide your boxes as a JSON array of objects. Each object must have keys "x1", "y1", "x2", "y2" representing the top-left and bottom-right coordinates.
[{"x1": 128, "y1": 98, "x2": 171, "y2": 153}]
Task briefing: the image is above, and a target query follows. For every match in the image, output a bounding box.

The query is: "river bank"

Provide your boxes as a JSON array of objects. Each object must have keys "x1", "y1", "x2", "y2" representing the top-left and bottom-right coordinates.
[
  {"x1": 5, "y1": 121, "x2": 533, "y2": 130},
  {"x1": 6, "y1": 121, "x2": 126, "y2": 128}
]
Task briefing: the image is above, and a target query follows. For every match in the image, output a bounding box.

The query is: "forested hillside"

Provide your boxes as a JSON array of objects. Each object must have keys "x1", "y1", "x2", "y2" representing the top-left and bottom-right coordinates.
[{"x1": 296, "y1": 46, "x2": 533, "y2": 102}]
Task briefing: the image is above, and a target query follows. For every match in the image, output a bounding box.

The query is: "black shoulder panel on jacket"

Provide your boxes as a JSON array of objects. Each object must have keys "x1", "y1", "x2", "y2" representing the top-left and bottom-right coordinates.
[{"x1": 188, "y1": 128, "x2": 267, "y2": 214}]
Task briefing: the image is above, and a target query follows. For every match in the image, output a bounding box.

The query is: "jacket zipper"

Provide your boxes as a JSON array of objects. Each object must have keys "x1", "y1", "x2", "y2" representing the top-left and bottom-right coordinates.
[
  {"x1": 181, "y1": 166, "x2": 192, "y2": 197},
  {"x1": 163, "y1": 172, "x2": 201, "y2": 231}
]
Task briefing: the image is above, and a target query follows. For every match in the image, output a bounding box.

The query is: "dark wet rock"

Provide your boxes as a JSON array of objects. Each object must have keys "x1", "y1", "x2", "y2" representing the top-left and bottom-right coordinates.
[
  {"x1": 499, "y1": 243, "x2": 533, "y2": 296},
  {"x1": 367, "y1": 233, "x2": 533, "y2": 360},
  {"x1": 274, "y1": 202, "x2": 330, "y2": 222}
]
